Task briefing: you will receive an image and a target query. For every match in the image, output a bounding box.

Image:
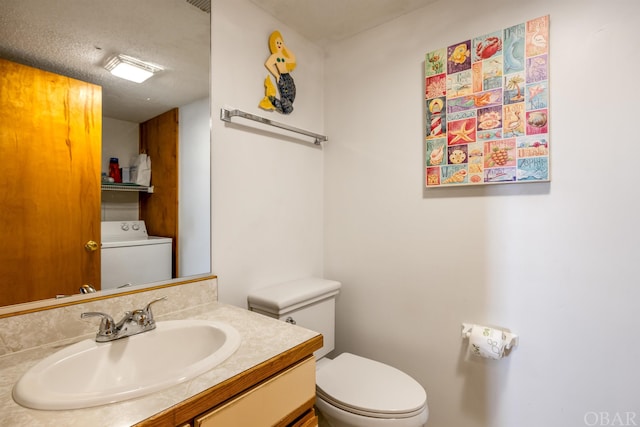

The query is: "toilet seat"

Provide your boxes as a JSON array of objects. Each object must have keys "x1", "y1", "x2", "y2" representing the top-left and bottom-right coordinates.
[{"x1": 316, "y1": 353, "x2": 427, "y2": 419}]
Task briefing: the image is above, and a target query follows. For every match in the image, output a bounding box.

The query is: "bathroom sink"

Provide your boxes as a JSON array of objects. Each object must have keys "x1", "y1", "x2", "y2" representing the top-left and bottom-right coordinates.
[{"x1": 13, "y1": 319, "x2": 241, "y2": 410}]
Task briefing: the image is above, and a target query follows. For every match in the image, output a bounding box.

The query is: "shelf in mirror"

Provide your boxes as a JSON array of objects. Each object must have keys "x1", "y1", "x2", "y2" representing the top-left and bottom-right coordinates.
[{"x1": 101, "y1": 183, "x2": 154, "y2": 193}]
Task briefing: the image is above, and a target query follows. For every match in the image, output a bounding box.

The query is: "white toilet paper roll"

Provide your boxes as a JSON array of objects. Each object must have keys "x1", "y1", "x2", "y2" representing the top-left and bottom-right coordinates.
[{"x1": 469, "y1": 325, "x2": 506, "y2": 360}]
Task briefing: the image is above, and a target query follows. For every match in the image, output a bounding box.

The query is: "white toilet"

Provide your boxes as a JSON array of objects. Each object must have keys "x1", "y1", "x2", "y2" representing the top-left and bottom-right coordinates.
[{"x1": 247, "y1": 278, "x2": 429, "y2": 427}]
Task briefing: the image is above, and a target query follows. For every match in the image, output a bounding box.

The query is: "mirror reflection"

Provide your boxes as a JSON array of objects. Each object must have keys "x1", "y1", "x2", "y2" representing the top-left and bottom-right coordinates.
[{"x1": 0, "y1": 0, "x2": 211, "y2": 308}]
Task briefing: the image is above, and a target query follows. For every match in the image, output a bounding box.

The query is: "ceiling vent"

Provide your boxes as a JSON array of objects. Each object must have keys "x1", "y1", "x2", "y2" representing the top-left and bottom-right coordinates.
[{"x1": 186, "y1": 0, "x2": 210, "y2": 13}]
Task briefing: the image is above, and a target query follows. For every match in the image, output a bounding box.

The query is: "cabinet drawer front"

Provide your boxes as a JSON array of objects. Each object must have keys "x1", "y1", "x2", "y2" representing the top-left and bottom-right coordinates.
[{"x1": 195, "y1": 357, "x2": 315, "y2": 427}]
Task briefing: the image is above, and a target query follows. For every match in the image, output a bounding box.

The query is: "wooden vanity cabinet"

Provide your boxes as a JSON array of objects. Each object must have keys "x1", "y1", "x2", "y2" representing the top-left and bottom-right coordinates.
[
  {"x1": 136, "y1": 334, "x2": 322, "y2": 427},
  {"x1": 194, "y1": 357, "x2": 317, "y2": 427}
]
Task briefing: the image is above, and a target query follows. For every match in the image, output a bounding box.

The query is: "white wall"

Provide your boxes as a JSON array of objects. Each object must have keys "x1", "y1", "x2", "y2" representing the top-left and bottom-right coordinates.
[
  {"x1": 101, "y1": 117, "x2": 139, "y2": 220},
  {"x1": 179, "y1": 97, "x2": 211, "y2": 277},
  {"x1": 323, "y1": 0, "x2": 640, "y2": 427},
  {"x1": 101, "y1": 116, "x2": 140, "y2": 174},
  {"x1": 211, "y1": 0, "x2": 325, "y2": 308},
  {"x1": 211, "y1": 0, "x2": 640, "y2": 425}
]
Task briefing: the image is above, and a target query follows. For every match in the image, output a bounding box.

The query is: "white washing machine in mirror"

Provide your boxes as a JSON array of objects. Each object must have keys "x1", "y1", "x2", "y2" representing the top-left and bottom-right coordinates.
[{"x1": 101, "y1": 221, "x2": 172, "y2": 290}]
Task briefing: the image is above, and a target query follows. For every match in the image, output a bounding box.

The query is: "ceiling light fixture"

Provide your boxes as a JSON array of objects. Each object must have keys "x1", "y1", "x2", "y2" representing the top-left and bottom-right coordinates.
[{"x1": 104, "y1": 54, "x2": 163, "y2": 83}]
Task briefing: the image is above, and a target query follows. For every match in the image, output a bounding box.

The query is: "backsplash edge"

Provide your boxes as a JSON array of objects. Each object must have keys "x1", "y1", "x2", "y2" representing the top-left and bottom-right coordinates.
[{"x1": 0, "y1": 278, "x2": 217, "y2": 355}]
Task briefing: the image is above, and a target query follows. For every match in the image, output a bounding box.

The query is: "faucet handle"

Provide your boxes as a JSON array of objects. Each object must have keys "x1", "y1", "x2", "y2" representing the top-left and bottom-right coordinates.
[
  {"x1": 145, "y1": 297, "x2": 167, "y2": 312},
  {"x1": 144, "y1": 296, "x2": 167, "y2": 318},
  {"x1": 131, "y1": 297, "x2": 167, "y2": 328},
  {"x1": 81, "y1": 311, "x2": 116, "y2": 337}
]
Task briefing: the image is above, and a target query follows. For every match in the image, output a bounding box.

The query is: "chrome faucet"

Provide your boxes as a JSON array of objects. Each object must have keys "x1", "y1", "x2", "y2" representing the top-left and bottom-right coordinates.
[{"x1": 81, "y1": 297, "x2": 167, "y2": 342}]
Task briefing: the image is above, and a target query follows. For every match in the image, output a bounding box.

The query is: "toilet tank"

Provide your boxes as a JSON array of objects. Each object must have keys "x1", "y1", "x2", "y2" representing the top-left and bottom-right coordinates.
[{"x1": 247, "y1": 278, "x2": 341, "y2": 359}]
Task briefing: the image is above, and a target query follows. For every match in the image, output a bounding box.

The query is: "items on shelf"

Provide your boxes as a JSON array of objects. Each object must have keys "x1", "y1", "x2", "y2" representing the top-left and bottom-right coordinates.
[{"x1": 108, "y1": 157, "x2": 122, "y2": 183}]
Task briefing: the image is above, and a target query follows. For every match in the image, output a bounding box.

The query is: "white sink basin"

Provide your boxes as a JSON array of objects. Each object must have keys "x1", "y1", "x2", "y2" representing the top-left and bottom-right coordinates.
[{"x1": 13, "y1": 319, "x2": 241, "y2": 410}]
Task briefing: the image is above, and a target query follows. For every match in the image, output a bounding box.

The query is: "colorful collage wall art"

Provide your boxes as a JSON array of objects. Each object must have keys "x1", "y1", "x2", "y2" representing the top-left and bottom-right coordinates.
[{"x1": 424, "y1": 15, "x2": 550, "y2": 187}]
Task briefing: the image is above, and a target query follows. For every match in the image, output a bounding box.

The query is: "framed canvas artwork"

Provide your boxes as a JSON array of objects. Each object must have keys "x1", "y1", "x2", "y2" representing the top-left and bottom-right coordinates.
[{"x1": 425, "y1": 15, "x2": 550, "y2": 187}]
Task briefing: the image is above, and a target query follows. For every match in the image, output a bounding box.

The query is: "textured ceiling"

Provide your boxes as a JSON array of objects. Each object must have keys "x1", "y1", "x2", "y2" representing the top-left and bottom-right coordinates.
[
  {"x1": 0, "y1": 0, "x2": 210, "y2": 123},
  {"x1": 0, "y1": 0, "x2": 435, "y2": 122},
  {"x1": 248, "y1": 0, "x2": 438, "y2": 46}
]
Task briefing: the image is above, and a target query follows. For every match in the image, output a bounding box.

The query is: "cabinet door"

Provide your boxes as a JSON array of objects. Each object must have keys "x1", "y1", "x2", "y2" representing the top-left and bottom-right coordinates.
[
  {"x1": 139, "y1": 108, "x2": 179, "y2": 278},
  {"x1": 0, "y1": 58, "x2": 102, "y2": 305},
  {"x1": 195, "y1": 357, "x2": 316, "y2": 427}
]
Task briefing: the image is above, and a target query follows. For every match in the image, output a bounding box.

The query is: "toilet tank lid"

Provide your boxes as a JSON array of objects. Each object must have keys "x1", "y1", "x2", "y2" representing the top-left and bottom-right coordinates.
[{"x1": 247, "y1": 278, "x2": 341, "y2": 313}]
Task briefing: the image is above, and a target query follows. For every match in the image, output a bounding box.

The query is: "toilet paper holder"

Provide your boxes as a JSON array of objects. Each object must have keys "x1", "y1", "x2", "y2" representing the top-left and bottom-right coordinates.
[{"x1": 461, "y1": 323, "x2": 519, "y2": 351}]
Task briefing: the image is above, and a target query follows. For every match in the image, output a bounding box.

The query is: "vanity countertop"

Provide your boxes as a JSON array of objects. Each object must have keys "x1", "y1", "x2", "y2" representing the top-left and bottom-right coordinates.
[{"x1": 0, "y1": 302, "x2": 322, "y2": 426}]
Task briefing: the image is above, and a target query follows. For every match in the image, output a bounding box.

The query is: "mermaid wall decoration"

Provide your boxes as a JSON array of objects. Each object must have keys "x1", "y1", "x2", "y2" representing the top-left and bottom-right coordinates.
[{"x1": 259, "y1": 30, "x2": 297, "y2": 114}]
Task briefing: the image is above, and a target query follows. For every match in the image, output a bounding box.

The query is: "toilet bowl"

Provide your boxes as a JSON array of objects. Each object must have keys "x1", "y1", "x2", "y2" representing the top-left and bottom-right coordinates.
[
  {"x1": 247, "y1": 278, "x2": 429, "y2": 427},
  {"x1": 316, "y1": 354, "x2": 428, "y2": 427}
]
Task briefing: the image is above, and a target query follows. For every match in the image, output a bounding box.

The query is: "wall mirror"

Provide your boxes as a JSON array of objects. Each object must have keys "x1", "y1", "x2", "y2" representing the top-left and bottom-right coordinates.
[{"x1": 0, "y1": 0, "x2": 211, "y2": 313}]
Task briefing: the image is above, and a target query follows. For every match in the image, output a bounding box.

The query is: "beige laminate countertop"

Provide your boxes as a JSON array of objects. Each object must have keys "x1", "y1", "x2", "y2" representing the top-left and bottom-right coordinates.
[{"x1": 0, "y1": 302, "x2": 321, "y2": 426}]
